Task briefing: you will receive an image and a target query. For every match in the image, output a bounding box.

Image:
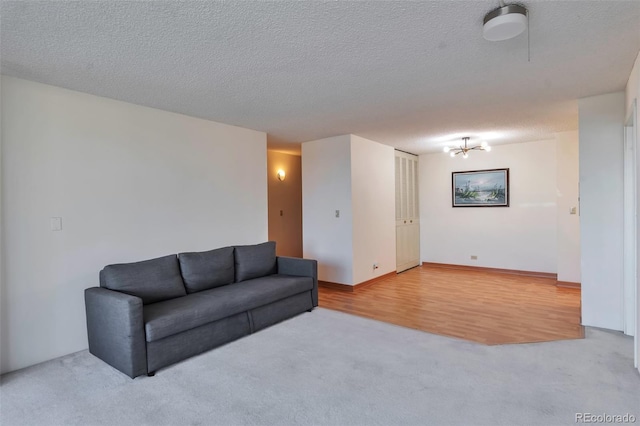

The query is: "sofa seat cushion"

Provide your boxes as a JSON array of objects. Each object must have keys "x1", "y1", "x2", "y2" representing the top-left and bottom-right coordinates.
[
  {"x1": 100, "y1": 255, "x2": 186, "y2": 305},
  {"x1": 178, "y1": 246, "x2": 235, "y2": 293},
  {"x1": 144, "y1": 274, "x2": 313, "y2": 342}
]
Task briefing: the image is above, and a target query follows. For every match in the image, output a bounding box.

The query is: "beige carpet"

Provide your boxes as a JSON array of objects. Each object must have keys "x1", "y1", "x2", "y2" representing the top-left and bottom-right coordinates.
[{"x1": 1, "y1": 308, "x2": 639, "y2": 426}]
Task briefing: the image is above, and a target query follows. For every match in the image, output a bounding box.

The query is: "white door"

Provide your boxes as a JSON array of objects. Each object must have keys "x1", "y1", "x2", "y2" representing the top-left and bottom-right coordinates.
[{"x1": 396, "y1": 151, "x2": 420, "y2": 273}]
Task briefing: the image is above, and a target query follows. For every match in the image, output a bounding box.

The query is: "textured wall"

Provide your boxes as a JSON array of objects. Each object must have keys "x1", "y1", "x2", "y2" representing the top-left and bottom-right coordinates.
[
  {"x1": 350, "y1": 135, "x2": 396, "y2": 284},
  {"x1": 302, "y1": 135, "x2": 395, "y2": 286},
  {"x1": 420, "y1": 138, "x2": 562, "y2": 274},
  {"x1": 302, "y1": 136, "x2": 353, "y2": 285},
  {"x1": 0, "y1": 76, "x2": 268, "y2": 373},
  {"x1": 555, "y1": 131, "x2": 581, "y2": 283},
  {"x1": 624, "y1": 52, "x2": 640, "y2": 364},
  {"x1": 579, "y1": 92, "x2": 625, "y2": 331}
]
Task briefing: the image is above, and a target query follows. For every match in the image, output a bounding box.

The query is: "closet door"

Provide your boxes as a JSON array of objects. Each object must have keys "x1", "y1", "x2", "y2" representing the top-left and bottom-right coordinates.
[{"x1": 395, "y1": 151, "x2": 420, "y2": 273}]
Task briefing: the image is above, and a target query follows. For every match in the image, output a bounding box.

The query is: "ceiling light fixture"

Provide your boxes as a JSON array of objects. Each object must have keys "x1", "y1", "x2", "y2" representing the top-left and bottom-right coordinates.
[
  {"x1": 444, "y1": 137, "x2": 491, "y2": 159},
  {"x1": 483, "y1": 2, "x2": 528, "y2": 41}
]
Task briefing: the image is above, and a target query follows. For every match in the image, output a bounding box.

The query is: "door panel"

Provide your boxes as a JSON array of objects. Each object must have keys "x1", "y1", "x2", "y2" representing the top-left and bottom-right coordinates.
[{"x1": 396, "y1": 151, "x2": 420, "y2": 273}]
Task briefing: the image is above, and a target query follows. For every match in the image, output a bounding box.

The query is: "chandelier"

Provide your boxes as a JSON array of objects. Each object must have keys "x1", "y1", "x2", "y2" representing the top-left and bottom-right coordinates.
[{"x1": 444, "y1": 137, "x2": 491, "y2": 158}]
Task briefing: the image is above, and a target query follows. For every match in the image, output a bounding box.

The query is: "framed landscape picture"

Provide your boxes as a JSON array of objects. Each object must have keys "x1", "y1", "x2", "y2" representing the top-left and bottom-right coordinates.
[{"x1": 452, "y1": 168, "x2": 509, "y2": 207}]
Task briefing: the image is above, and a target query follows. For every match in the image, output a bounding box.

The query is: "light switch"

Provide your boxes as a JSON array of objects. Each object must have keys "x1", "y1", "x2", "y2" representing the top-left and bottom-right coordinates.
[
  {"x1": 50, "y1": 217, "x2": 62, "y2": 231},
  {"x1": 570, "y1": 207, "x2": 577, "y2": 215}
]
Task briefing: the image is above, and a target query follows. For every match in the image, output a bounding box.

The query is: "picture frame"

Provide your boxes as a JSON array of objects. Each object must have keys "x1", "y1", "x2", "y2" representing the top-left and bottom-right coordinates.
[{"x1": 452, "y1": 168, "x2": 509, "y2": 207}]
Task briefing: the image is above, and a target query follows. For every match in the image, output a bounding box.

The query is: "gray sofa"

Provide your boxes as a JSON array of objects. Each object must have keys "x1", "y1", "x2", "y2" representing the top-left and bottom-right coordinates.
[{"x1": 84, "y1": 242, "x2": 317, "y2": 378}]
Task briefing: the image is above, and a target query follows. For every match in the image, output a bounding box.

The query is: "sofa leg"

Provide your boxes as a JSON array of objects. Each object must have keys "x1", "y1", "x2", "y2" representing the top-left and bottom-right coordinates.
[
  {"x1": 147, "y1": 372, "x2": 155, "y2": 377},
  {"x1": 307, "y1": 308, "x2": 314, "y2": 312}
]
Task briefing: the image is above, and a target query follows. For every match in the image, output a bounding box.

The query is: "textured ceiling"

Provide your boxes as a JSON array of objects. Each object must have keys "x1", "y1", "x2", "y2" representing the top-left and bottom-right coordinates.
[{"x1": 1, "y1": 1, "x2": 639, "y2": 154}]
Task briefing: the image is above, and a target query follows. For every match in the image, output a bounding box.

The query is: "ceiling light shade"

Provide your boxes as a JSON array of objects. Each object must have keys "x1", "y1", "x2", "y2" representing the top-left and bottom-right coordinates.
[{"x1": 483, "y1": 4, "x2": 528, "y2": 41}]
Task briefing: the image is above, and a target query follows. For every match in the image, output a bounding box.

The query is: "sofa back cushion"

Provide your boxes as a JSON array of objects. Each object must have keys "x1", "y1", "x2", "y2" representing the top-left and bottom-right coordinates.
[
  {"x1": 178, "y1": 246, "x2": 235, "y2": 293},
  {"x1": 234, "y1": 241, "x2": 277, "y2": 282},
  {"x1": 100, "y1": 255, "x2": 187, "y2": 304}
]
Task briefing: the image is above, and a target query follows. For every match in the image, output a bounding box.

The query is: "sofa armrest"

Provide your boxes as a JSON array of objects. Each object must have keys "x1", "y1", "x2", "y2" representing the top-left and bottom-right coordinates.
[
  {"x1": 277, "y1": 257, "x2": 318, "y2": 307},
  {"x1": 85, "y1": 287, "x2": 147, "y2": 378}
]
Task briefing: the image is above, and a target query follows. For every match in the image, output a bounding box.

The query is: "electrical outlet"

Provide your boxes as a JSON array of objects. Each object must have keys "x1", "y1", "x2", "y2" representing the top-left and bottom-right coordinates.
[
  {"x1": 470, "y1": 255, "x2": 478, "y2": 260},
  {"x1": 335, "y1": 210, "x2": 340, "y2": 218},
  {"x1": 373, "y1": 263, "x2": 379, "y2": 270}
]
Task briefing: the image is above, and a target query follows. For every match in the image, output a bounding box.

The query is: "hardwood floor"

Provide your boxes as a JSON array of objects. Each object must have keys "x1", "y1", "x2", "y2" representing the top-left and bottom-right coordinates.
[{"x1": 318, "y1": 264, "x2": 583, "y2": 345}]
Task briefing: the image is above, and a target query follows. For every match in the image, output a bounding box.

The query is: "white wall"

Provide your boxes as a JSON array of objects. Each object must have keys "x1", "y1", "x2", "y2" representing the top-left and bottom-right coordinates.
[
  {"x1": 624, "y1": 50, "x2": 640, "y2": 370},
  {"x1": 626, "y1": 51, "x2": 640, "y2": 121},
  {"x1": 0, "y1": 76, "x2": 268, "y2": 373},
  {"x1": 579, "y1": 91, "x2": 625, "y2": 331},
  {"x1": 302, "y1": 135, "x2": 353, "y2": 284},
  {"x1": 556, "y1": 131, "x2": 581, "y2": 283},
  {"x1": 302, "y1": 134, "x2": 395, "y2": 286},
  {"x1": 420, "y1": 139, "x2": 561, "y2": 273},
  {"x1": 350, "y1": 135, "x2": 396, "y2": 284}
]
